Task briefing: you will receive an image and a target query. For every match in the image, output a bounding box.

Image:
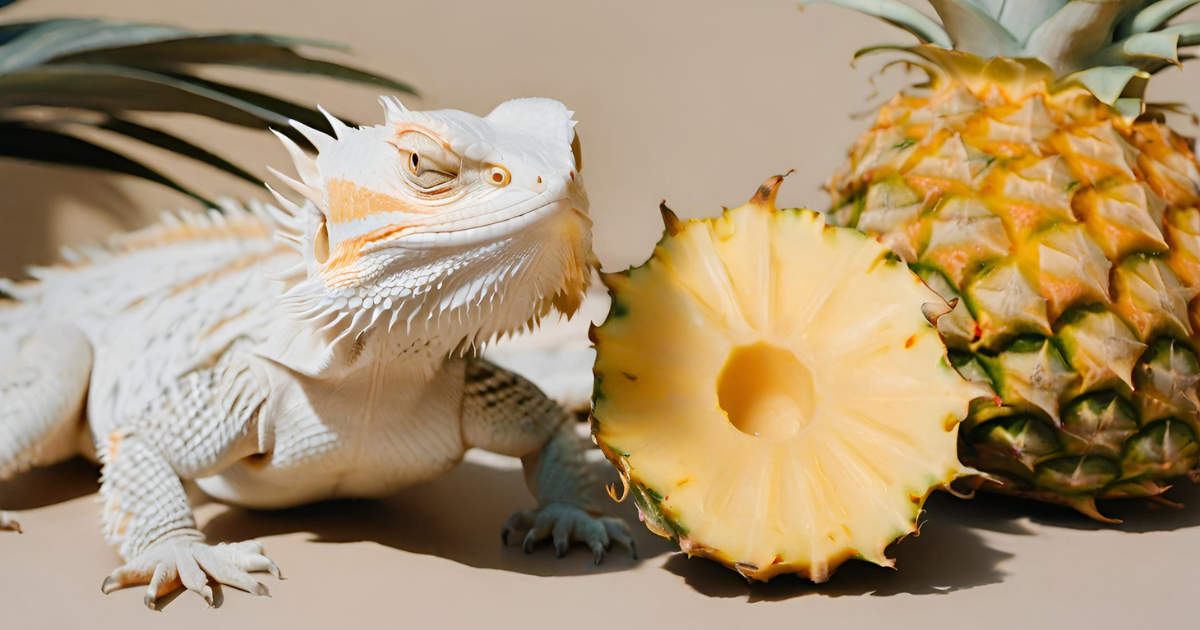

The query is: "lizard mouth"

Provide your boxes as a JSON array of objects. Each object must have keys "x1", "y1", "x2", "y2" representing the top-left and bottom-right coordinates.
[{"x1": 361, "y1": 197, "x2": 578, "y2": 252}]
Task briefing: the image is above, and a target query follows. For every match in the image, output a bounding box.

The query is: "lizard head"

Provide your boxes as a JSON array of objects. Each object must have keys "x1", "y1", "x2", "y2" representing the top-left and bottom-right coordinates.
[{"x1": 266, "y1": 97, "x2": 595, "y2": 357}]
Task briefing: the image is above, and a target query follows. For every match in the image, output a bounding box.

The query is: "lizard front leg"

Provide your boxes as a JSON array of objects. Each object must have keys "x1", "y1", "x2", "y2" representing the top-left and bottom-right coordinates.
[
  {"x1": 99, "y1": 356, "x2": 280, "y2": 610},
  {"x1": 461, "y1": 357, "x2": 634, "y2": 562}
]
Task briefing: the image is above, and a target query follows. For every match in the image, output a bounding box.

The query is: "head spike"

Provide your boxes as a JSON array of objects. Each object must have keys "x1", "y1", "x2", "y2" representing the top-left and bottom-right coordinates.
[
  {"x1": 382, "y1": 96, "x2": 410, "y2": 122},
  {"x1": 268, "y1": 167, "x2": 325, "y2": 209},
  {"x1": 290, "y1": 120, "x2": 336, "y2": 154},
  {"x1": 264, "y1": 184, "x2": 311, "y2": 219},
  {"x1": 659, "y1": 201, "x2": 683, "y2": 236},
  {"x1": 271, "y1": 129, "x2": 321, "y2": 188},
  {"x1": 318, "y1": 105, "x2": 352, "y2": 138}
]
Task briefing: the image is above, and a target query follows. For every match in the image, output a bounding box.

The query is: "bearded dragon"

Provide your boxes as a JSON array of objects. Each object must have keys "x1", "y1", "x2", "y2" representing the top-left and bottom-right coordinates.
[{"x1": 0, "y1": 97, "x2": 633, "y2": 610}]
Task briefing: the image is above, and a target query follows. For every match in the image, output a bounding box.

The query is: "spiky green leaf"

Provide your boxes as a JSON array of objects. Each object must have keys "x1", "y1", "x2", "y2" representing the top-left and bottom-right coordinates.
[
  {"x1": 0, "y1": 19, "x2": 349, "y2": 73},
  {"x1": 1023, "y1": 0, "x2": 1147, "y2": 74},
  {"x1": 988, "y1": 0, "x2": 1072, "y2": 43},
  {"x1": 1058, "y1": 65, "x2": 1143, "y2": 103},
  {"x1": 88, "y1": 118, "x2": 262, "y2": 185},
  {"x1": 1161, "y1": 22, "x2": 1200, "y2": 46},
  {"x1": 47, "y1": 34, "x2": 416, "y2": 95},
  {"x1": 1087, "y1": 31, "x2": 1182, "y2": 71},
  {"x1": 1117, "y1": 0, "x2": 1200, "y2": 37},
  {"x1": 928, "y1": 0, "x2": 1019, "y2": 56},
  {"x1": 0, "y1": 64, "x2": 294, "y2": 127},
  {"x1": 799, "y1": 0, "x2": 953, "y2": 47},
  {"x1": 0, "y1": 121, "x2": 213, "y2": 205}
]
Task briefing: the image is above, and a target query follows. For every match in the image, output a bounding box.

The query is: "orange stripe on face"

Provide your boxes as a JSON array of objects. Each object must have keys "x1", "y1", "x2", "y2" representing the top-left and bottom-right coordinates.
[
  {"x1": 320, "y1": 221, "x2": 418, "y2": 286},
  {"x1": 326, "y1": 178, "x2": 439, "y2": 225}
]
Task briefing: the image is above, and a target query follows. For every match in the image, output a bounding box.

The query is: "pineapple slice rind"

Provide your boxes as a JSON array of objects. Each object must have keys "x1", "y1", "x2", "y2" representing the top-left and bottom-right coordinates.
[{"x1": 592, "y1": 178, "x2": 980, "y2": 582}]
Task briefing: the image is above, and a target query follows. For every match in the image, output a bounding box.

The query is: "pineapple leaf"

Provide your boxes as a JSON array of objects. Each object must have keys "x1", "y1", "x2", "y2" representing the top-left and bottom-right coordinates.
[
  {"x1": 1161, "y1": 22, "x2": 1200, "y2": 46},
  {"x1": 799, "y1": 0, "x2": 953, "y2": 48},
  {"x1": 1117, "y1": 0, "x2": 1200, "y2": 37},
  {"x1": 0, "y1": 121, "x2": 213, "y2": 206},
  {"x1": 988, "y1": 0, "x2": 1072, "y2": 43},
  {"x1": 927, "y1": 0, "x2": 1019, "y2": 56},
  {"x1": 1087, "y1": 31, "x2": 1182, "y2": 72},
  {"x1": 1023, "y1": 0, "x2": 1147, "y2": 75},
  {"x1": 1058, "y1": 65, "x2": 1144, "y2": 103}
]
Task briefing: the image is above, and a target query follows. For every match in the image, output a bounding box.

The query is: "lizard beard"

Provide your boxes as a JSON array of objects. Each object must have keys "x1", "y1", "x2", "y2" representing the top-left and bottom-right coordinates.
[{"x1": 258, "y1": 210, "x2": 595, "y2": 377}]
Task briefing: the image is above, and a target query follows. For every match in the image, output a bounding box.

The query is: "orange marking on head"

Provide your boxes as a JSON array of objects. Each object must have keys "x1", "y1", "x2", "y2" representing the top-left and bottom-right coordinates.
[
  {"x1": 326, "y1": 179, "x2": 438, "y2": 225},
  {"x1": 319, "y1": 221, "x2": 419, "y2": 286}
]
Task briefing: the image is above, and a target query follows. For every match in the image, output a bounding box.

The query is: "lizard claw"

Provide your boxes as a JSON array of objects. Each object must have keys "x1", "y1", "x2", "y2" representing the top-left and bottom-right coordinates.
[
  {"x1": 101, "y1": 537, "x2": 279, "y2": 610},
  {"x1": 501, "y1": 503, "x2": 635, "y2": 563}
]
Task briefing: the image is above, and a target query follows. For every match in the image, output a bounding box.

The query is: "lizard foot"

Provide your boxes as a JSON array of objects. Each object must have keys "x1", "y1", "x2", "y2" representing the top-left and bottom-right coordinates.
[
  {"x1": 0, "y1": 511, "x2": 20, "y2": 533},
  {"x1": 101, "y1": 536, "x2": 281, "y2": 610},
  {"x1": 502, "y1": 503, "x2": 636, "y2": 563}
]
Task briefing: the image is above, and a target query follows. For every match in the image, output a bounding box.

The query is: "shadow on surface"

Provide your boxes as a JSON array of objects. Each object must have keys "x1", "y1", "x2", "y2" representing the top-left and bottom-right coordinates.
[
  {"x1": 0, "y1": 457, "x2": 99, "y2": 510},
  {"x1": 201, "y1": 457, "x2": 676, "y2": 578},
  {"x1": 942, "y1": 480, "x2": 1200, "y2": 535},
  {"x1": 7, "y1": 455, "x2": 1200, "y2": 594},
  {"x1": 663, "y1": 491, "x2": 1013, "y2": 601}
]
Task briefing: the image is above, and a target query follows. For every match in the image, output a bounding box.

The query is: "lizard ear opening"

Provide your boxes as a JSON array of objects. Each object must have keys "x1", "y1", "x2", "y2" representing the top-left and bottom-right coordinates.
[
  {"x1": 313, "y1": 218, "x2": 330, "y2": 265},
  {"x1": 571, "y1": 132, "x2": 582, "y2": 173}
]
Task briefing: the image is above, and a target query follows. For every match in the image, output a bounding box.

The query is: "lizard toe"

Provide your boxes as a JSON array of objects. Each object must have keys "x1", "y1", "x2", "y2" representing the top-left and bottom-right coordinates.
[
  {"x1": 0, "y1": 511, "x2": 20, "y2": 533},
  {"x1": 505, "y1": 503, "x2": 633, "y2": 564},
  {"x1": 103, "y1": 536, "x2": 279, "y2": 610}
]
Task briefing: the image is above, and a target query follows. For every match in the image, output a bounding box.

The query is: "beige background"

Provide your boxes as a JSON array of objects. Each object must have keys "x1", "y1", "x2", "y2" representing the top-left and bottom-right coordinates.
[{"x1": 2, "y1": 0, "x2": 1200, "y2": 628}]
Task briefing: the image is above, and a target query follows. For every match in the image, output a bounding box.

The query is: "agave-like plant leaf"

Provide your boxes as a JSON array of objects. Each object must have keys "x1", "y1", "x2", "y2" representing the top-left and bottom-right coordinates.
[
  {"x1": 0, "y1": 121, "x2": 214, "y2": 205},
  {"x1": 0, "y1": 8, "x2": 414, "y2": 204},
  {"x1": 89, "y1": 118, "x2": 261, "y2": 186}
]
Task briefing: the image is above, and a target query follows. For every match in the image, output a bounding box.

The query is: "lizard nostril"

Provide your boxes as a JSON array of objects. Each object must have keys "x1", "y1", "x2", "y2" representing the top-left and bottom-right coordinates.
[{"x1": 537, "y1": 176, "x2": 542, "y2": 184}]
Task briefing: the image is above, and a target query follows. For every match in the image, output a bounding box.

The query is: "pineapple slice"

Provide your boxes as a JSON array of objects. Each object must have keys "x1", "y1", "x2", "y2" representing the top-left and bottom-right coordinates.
[{"x1": 591, "y1": 177, "x2": 981, "y2": 582}]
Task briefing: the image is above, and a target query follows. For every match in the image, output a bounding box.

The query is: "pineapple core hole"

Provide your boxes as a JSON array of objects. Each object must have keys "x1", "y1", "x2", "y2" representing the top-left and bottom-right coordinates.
[{"x1": 717, "y1": 342, "x2": 815, "y2": 440}]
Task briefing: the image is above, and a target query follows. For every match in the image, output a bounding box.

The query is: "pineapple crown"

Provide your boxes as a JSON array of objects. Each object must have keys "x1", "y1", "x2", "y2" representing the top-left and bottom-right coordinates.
[{"x1": 800, "y1": 0, "x2": 1200, "y2": 115}]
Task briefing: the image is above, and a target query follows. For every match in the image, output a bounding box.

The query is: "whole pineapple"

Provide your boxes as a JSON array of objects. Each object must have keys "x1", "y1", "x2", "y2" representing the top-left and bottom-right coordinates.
[{"x1": 805, "y1": 0, "x2": 1200, "y2": 519}]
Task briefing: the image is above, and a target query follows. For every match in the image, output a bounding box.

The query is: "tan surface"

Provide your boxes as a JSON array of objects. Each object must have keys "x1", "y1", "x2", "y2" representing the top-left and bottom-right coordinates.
[{"x1": 2, "y1": 0, "x2": 1200, "y2": 628}]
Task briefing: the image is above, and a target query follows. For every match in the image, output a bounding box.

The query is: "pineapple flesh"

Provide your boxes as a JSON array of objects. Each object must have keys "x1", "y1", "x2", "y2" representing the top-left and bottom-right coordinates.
[
  {"x1": 591, "y1": 177, "x2": 979, "y2": 581},
  {"x1": 805, "y1": 0, "x2": 1200, "y2": 518}
]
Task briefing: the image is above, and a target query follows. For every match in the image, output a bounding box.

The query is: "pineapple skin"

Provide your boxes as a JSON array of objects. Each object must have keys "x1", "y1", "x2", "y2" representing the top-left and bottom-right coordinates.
[{"x1": 825, "y1": 80, "x2": 1200, "y2": 517}]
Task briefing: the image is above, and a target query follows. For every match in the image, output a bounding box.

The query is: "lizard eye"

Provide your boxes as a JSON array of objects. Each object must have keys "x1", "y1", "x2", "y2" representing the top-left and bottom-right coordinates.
[
  {"x1": 393, "y1": 130, "x2": 459, "y2": 194},
  {"x1": 484, "y1": 165, "x2": 510, "y2": 187}
]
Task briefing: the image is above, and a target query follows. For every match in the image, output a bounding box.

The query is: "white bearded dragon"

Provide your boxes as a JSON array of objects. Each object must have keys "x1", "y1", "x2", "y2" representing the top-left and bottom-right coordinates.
[{"x1": 0, "y1": 97, "x2": 633, "y2": 610}]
